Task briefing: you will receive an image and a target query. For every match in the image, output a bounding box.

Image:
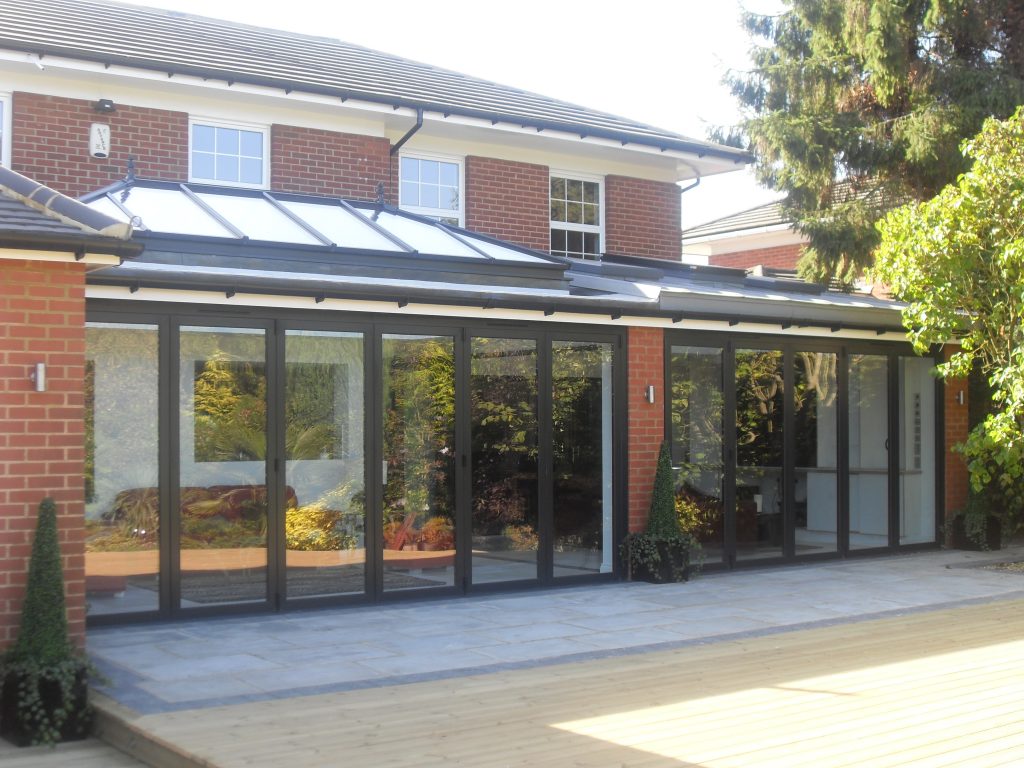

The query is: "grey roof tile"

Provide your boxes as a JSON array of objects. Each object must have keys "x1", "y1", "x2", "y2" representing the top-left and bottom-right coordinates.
[
  {"x1": 681, "y1": 200, "x2": 788, "y2": 239},
  {"x1": 0, "y1": 0, "x2": 748, "y2": 160}
]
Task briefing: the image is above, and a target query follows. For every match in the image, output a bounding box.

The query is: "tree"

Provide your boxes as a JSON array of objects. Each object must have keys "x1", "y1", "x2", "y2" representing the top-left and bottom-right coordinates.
[
  {"x1": 728, "y1": 0, "x2": 1024, "y2": 285},
  {"x1": 875, "y1": 108, "x2": 1024, "y2": 524}
]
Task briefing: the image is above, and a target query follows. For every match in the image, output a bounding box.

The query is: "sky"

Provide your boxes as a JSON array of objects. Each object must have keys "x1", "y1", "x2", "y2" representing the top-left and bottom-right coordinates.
[{"x1": 146, "y1": 0, "x2": 786, "y2": 228}]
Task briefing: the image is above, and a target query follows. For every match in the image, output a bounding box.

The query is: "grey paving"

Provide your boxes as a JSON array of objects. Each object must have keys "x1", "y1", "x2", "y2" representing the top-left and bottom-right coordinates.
[{"x1": 88, "y1": 546, "x2": 1024, "y2": 715}]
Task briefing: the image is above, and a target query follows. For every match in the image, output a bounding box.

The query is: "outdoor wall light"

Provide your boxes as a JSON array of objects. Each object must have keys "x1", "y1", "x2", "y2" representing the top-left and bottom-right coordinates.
[
  {"x1": 645, "y1": 384, "x2": 656, "y2": 404},
  {"x1": 956, "y1": 390, "x2": 966, "y2": 406},
  {"x1": 30, "y1": 363, "x2": 46, "y2": 393},
  {"x1": 93, "y1": 98, "x2": 116, "y2": 113}
]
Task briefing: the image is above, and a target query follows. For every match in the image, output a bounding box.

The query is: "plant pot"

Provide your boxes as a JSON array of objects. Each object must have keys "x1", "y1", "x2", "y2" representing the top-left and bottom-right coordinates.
[
  {"x1": 1, "y1": 666, "x2": 92, "y2": 746},
  {"x1": 632, "y1": 540, "x2": 690, "y2": 584},
  {"x1": 951, "y1": 514, "x2": 1002, "y2": 551}
]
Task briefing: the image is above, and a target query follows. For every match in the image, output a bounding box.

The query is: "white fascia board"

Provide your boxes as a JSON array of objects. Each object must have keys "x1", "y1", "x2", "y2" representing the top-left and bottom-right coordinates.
[
  {"x1": 0, "y1": 248, "x2": 121, "y2": 265},
  {"x1": 86, "y1": 284, "x2": 910, "y2": 341},
  {"x1": 682, "y1": 226, "x2": 805, "y2": 256},
  {"x1": 0, "y1": 50, "x2": 744, "y2": 183}
]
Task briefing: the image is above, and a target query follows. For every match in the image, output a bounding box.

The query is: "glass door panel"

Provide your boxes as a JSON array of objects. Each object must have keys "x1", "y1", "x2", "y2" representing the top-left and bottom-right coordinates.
[
  {"x1": 899, "y1": 356, "x2": 937, "y2": 544},
  {"x1": 381, "y1": 334, "x2": 456, "y2": 592},
  {"x1": 849, "y1": 354, "x2": 890, "y2": 549},
  {"x1": 85, "y1": 323, "x2": 160, "y2": 616},
  {"x1": 470, "y1": 337, "x2": 539, "y2": 584},
  {"x1": 552, "y1": 340, "x2": 613, "y2": 577},
  {"x1": 179, "y1": 326, "x2": 268, "y2": 606},
  {"x1": 669, "y1": 345, "x2": 724, "y2": 563},
  {"x1": 794, "y1": 351, "x2": 838, "y2": 554},
  {"x1": 284, "y1": 331, "x2": 366, "y2": 599},
  {"x1": 735, "y1": 349, "x2": 784, "y2": 560}
]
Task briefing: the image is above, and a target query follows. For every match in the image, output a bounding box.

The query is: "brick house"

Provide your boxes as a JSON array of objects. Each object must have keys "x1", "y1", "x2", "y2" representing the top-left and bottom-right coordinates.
[
  {"x1": 0, "y1": 0, "x2": 966, "y2": 642},
  {"x1": 681, "y1": 199, "x2": 803, "y2": 270}
]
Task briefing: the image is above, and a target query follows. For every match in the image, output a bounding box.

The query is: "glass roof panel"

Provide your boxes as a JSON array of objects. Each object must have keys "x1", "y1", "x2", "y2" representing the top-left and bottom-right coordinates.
[
  {"x1": 357, "y1": 209, "x2": 483, "y2": 258},
  {"x1": 464, "y1": 235, "x2": 548, "y2": 263},
  {"x1": 195, "y1": 194, "x2": 321, "y2": 245},
  {"x1": 89, "y1": 196, "x2": 131, "y2": 224},
  {"x1": 278, "y1": 200, "x2": 402, "y2": 252},
  {"x1": 113, "y1": 187, "x2": 234, "y2": 238}
]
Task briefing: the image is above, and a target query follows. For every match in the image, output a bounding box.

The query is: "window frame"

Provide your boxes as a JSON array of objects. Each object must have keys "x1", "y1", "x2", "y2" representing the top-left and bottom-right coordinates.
[
  {"x1": 188, "y1": 117, "x2": 269, "y2": 189},
  {"x1": 398, "y1": 152, "x2": 465, "y2": 227},
  {"x1": 549, "y1": 170, "x2": 605, "y2": 260},
  {"x1": 0, "y1": 92, "x2": 11, "y2": 167}
]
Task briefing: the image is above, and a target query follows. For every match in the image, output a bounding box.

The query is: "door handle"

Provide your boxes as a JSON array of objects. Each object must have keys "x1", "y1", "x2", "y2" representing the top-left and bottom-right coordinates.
[{"x1": 382, "y1": 459, "x2": 388, "y2": 486}]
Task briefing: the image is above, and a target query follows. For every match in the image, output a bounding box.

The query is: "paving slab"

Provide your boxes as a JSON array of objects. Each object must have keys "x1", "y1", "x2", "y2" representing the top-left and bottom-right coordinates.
[{"x1": 89, "y1": 546, "x2": 1024, "y2": 715}]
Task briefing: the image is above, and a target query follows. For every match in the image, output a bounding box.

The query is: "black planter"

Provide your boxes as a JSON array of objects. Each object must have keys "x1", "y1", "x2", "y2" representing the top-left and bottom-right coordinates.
[
  {"x1": 1, "y1": 667, "x2": 91, "y2": 746},
  {"x1": 631, "y1": 539, "x2": 691, "y2": 583},
  {"x1": 951, "y1": 514, "x2": 1002, "y2": 551}
]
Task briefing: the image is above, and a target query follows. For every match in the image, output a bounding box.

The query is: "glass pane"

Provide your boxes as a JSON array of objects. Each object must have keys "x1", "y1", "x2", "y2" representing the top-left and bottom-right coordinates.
[
  {"x1": 900, "y1": 357, "x2": 936, "y2": 544},
  {"x1": 566, "y1": 201, "x2": 582, "y2": 223},
  {"x1": 670, "y1": 346, "x2": 724, "y2": 563},
  {"x1": 583, "y1": 181, "x2": 599, "y2": 205},
  {"x1": 400, "y1": 157, "x2": 417, "y2": 182},
  {"x1": 85, "y1": 324, "x2": 160, "y2": 616},
  {"x1": 285, "y1": 331, "x2": 366, "y2": 599},
  {"x1": 584, "y1": 232, "x2": 600, "y2": 256},
  {"x1": 583, "y1": 203, "x2": 598, "y2": 226},
  {"x1": 421, "y1": 160, "x2": 439, "y2": 184},
  {"x1": 179, "y1": 327, "x2": 268, "y2": 606},
  {"x1": 566, "y1": 179, "x2": 583, "y2": 201},
  {"x1": 735, "y1": 349, "x2": 784, "y2": 560},
  {"x1": 382, "y1": 335, "x2": 456, "y2": 592},
  {"x1": 849, "y1": 354, "x2": 889, "y2": 550},
  {"x1": 551, "y1": 177, "x2": 566, "y2": 200},
  {"x1": 192, "y1": 152, "x2": 215, "y2": 180},
  {"x1": 216, "y1": 127, "x2": 239, "y2": 154},
  {"x1": 239, "y1": 130, "x2": 262, "y2": 158},
  {"x1": 551, "y1": 229, "x2": 566, "y2": 253},
  {"x1": 794, "y1": 352, "x2": 838, "y2": 554},
  {"x1": 566, "y1": 230, "x2": 583, "y2": 255},
  {"x1": 550, "y1": 200, "x2": 566, "y2": 223},
  {"x1": 216, "y1": 155, "x2": 239, "y2": 182},
  {"x1": 553, "y1": 341, "x2": 613, "y2": 577},
  {"x1": 239, "y1": 158, "x2": 262, "y2": 185},
  {"x1": 400, "y1": 181, "x2": 419, "y2": 207},
  {"x1": 439, "y1": 162, "x2": 458, "y2": 187},
  {"x1": 442, "y1": 186, "x2": 459, "y2": 211},
  {"x1": 471, "y1": 337, "x2": 538, "y2": 584},
  {"x1": 420, "y1": 184, "x2": 439, "y2": 210},
  {"x1": 192, "y1": 124, "x2": 215, "y2": 152}
]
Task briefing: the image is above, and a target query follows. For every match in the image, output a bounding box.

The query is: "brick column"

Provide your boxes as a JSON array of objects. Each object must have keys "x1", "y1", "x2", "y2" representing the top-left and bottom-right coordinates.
[
  {"x1": 627, "y1": 326, "x2": 665, "y2": 532},
  {"x1": 0, "y1": 260, "x2": 87, "y2": 650},
  {"x1": 943, "y1": 347, "x2": 970, "y2": 536}
]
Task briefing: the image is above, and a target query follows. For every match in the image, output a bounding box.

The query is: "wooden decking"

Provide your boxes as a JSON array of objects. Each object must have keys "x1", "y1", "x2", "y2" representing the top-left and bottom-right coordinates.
[{"x1": 100, "y1": 598, "x2": 1024, "y2": 767}]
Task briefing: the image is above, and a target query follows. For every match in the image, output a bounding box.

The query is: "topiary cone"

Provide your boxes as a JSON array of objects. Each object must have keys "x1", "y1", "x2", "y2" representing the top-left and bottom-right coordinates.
[
  {"x1": 646, "y1": 442, "x2": 682, "y2": 538},
  {"x1": 11, "y1": 497, "x2": 72, "y2": 665}
]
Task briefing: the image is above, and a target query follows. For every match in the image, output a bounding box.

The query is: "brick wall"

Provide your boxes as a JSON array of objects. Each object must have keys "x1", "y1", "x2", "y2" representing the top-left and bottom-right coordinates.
[
  {"x1": 0, "y1": 260, "x2": 87, "y2": 650},
  {"x1": 708, "y1": 243, "x2": 804, "y2": 271},
  {"x1": 271, "y1": 125, "x2": 392, "y2": 200},
  {"x1": 943, "y1": 347, "x2": 970, "y2": 532},
  {"x1": 12, "y1": 92, "x2": 188, "y2": 198},
  {"x1": 465, "y1": 156, "x2": 550, "y2": 252},
  {"x1": 605, "y1": 175, "x2": 681, "y2": 260},
  {"x1": 627, "y1": 326, "x2": 665, "y2": 532}
]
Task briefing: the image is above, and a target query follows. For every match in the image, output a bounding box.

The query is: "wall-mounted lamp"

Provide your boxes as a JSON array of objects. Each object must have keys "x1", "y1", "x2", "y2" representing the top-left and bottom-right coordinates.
[
  {"x1": 93, "y1": 98, "x2": 116, "y2": 113},
  {"x1": 955, "y1": 390, "x2": 966, "y2": 406},
  {"x1": 645, "y1": 384, "x2": 656, "y2": 404},
  {"x1": 30, "y1": 363, "x2": 46, "y2": 393}
]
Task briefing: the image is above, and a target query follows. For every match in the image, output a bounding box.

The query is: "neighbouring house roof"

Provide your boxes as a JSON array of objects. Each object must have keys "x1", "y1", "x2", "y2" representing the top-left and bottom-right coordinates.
[
  {"x1": 0, "y1": 166, "x2": 142, "y2": 257},
  {"x1": 681, "y1": 200, "x2": 787, "y2": 240},
  {"x1": 0, "y1": 0, "x2": 749, "y2": 166},
  {"x1": 82, "y1": 179, "x2": 906, "y2": 335}
]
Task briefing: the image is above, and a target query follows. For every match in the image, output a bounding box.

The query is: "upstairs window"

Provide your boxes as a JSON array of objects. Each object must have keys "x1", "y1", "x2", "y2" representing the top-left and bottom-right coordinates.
[
  {"x1": 0, "y1": 93, "x2": 10, "y2": 167},
  {"x1": 550, "y1": 174, "x2": 602, "y2": 259},
  {"x1": 399, "y1": 154, "x2": 463, "y2": 226},
  {"x1": 190, "y1": 120, "x2": 268, "y2": 188}
]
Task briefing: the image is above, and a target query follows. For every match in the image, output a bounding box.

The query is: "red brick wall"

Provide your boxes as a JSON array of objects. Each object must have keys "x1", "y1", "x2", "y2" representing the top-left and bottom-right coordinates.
[
  {"x1": 271, "y1": 125, "x2": 392, "y2": 200},
  {"x1": 605, "y1": 175, "x2": 681, "y2": 260},
  {"x1": 0, "y1": 260, "x2": 86, "y2": 650},
  {"x1": 708, "y1": 243, "x2": 804, "y2": 271},
  {"x1": 943, "y1": 347, "x2": 970, "y2": 532},
  {"x1": 12, "y1": 92, "x2": 188, "y2": 198},
  {"x1": 465, "y1": 156, "x2": 549, "y2": 252},
  {"x1": 627, "y1": 326, "x2": 665, "y2": 532}
]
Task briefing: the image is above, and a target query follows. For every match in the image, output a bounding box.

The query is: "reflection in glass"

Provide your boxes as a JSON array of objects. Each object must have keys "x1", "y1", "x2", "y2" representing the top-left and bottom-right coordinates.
[
  {"x1": 899, "y1": 357, "x2": 936, "y2": 544},
  {"x1": 553, "y1": 341, "x2": 613, "y2": 577},
  {"x1": 471, "y1": 338, "x2": 538, "y2": 584},
  {"x1": 849, "y1": 354, "x2": 890, "y2": 549},
  {"x1": 85, "y1": 323, "x2": 160, "y2": 615},
  {"x1": 381, "y1": 335, "x2": 456, "y2": 591},
  {"x1": 794, "y1": 352, "x2": 838, "y2": 554},
  {"x1": 670, "y1": 346, "x2": 724, "y2": 562},
  {"x1": 735, "y1": 349, "x2": 784, "y2": 559},
  {"x1": 284, "y1": 331, "x2": 365, "y2": 599},
  {"x1": 179, "y1": 327, "x2": 268, "y2": 605}
]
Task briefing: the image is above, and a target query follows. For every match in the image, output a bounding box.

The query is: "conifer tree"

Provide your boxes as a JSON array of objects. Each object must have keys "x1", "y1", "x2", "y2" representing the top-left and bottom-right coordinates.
[{"x1": 727, "y1": 0, "x2": 1024, "y2": 285}]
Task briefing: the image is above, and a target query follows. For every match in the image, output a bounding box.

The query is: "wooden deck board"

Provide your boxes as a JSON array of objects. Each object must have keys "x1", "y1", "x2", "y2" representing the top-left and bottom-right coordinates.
[{"x1": 112, "y1": 598, "x2": 1024, "y2": 767}]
